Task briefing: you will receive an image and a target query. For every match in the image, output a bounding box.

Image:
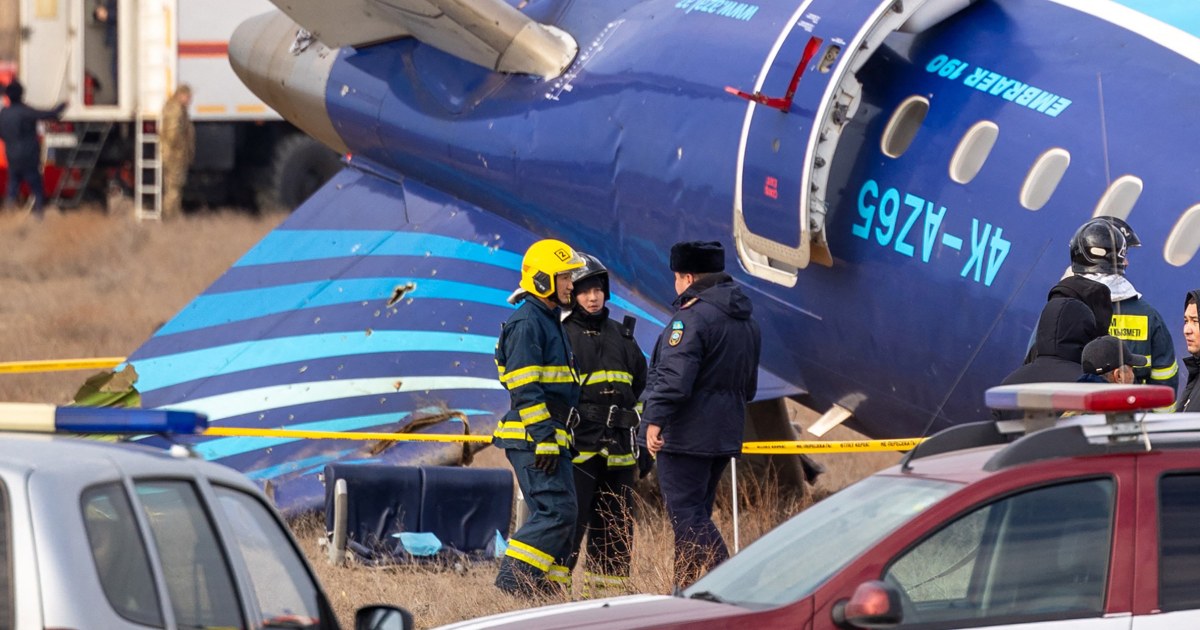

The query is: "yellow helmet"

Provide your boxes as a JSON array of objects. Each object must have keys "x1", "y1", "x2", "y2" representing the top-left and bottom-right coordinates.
[{"x1": 520, "y1": 239, "x2": 584, "y2": 298}]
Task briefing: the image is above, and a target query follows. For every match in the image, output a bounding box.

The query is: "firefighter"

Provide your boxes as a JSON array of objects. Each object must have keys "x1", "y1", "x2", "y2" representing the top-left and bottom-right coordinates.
[
  {"x1": 1071, "y1": 217, "x2": 1178, "y2": 408},
  {"x1": 562, "y1": 253, "x2": 647, "y2": 593},
  {"x1": 160, "y1": 84, "x2": 194, "y2": 220},
  {"x1": 494, "y1": 238, "x2": 584, "y2": 597},
  {"x1": 639, "y1": 240, "x2": 761, "y2": 588}
]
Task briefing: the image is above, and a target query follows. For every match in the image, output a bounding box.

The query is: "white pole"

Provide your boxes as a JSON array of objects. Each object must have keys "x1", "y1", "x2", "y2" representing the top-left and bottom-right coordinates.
[{"x1": 731, "y1": 457, "x2": 740, "y2": 553}]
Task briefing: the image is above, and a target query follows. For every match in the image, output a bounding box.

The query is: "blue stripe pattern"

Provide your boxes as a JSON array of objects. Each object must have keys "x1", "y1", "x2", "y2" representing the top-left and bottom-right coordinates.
[
  {"x1": 133, "y1": 331, "x2": 498, "y2": 392},
  {"x1": 155, "y1": 278, "x2": 516, "y2": 336},
  {"x1": 237, "y1": 230, "x2": 524, "y2": 269}
]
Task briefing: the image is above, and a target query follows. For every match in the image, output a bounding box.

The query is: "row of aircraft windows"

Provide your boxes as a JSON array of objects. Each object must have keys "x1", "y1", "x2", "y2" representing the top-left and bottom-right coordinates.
[{"x1": 883, "y1": 96, "x2": 1200, "y2": 267}]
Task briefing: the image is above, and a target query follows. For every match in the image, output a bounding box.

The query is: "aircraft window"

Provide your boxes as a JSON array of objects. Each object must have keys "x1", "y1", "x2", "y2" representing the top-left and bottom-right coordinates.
[
  {"x1": 949, "y1": 121, "x2": 999, "y2": 184},
  {"x1": 1164, "y1": 204, "x2": 1200, "y2": 267},
  {"x1": 1092, "y1": 175, "x2": 1143, "y2": 220},
  {"x1": 1020, "y1": 148, "x2": 1071, "y2": 210},
  {"x1": 881, "y1": 96, "x2": 929, "y2": 159}
]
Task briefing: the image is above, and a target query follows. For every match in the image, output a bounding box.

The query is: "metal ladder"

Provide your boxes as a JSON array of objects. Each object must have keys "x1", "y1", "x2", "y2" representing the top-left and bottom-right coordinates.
[
  {"x1": 134, "y1": 113, "x2": 162, "y2": 221},
  {"x1": 49, "y1": 122, "x2": 113, "y2": 209}
]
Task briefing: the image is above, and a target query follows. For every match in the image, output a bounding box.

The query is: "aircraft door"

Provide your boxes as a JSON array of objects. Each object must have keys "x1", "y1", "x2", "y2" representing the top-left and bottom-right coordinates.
[
  {"x1": 17, "y1": 0, "x2": 73, "y2": 106},
  {"x1": 732, "y1": 0, "x2": 964, "y2": 283}
]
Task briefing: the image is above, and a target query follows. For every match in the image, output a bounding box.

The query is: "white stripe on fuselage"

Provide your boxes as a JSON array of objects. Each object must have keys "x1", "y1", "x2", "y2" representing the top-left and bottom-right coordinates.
[
  {"x1": 158, "y1": 376, "x2": 503, "y2": 422},
  {"x1": 1047, "y1": 0, "x2": 1200, "y2": 64}
]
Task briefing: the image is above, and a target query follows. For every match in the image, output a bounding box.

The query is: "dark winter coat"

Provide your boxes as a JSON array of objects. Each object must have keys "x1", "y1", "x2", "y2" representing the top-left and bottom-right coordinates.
[
  {"x1": 1003, "y1": 297, "x2": 1099, "y2": 386},
  {"x1": 1179, "y1": 289, "x2": 1200, "y2": 412},
  {"x1": 564, "y1": 307, "x2": 647, "y2": 463},
  {"x1": 0, "y1": 101, "x2": 64, "y2": 168},
  {"x1": 492, "y1": 297, "x2": 580, "y2": 456},
  {"x1": 640, "y1": 273, "x2": 762, "y2": 457}
]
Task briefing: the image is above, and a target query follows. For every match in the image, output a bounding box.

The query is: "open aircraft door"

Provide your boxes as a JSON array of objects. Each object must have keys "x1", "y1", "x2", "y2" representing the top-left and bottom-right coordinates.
[{"x1": 732, "y1": 0, "x2": 975, "y2": 285}]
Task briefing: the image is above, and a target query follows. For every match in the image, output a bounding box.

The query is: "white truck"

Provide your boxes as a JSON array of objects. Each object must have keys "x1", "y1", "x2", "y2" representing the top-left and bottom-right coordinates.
[{"x1": 16, "y1": 0, "x2": 341, "y2": 215}]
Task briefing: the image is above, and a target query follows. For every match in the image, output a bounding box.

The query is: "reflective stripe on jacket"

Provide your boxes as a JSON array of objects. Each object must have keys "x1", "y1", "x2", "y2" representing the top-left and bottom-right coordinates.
[{"x1": 492, "y1": 297, "x2": 579, "y2": 454}]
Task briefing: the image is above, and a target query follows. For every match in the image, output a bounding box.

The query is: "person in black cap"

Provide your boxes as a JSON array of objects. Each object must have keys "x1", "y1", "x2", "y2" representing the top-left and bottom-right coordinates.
[
  {"x1": 638, "y1": 240, "x2": 761, "y2": 588},
  {"x1": 0, "y1": 80, "x2": 66, "y2": 218},
  {"x1": 1079, "y1": 335, "x2": 1147, "y2": 384}
]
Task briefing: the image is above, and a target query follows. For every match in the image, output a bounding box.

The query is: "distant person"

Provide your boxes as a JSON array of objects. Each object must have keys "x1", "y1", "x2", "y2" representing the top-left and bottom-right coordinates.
[
  {"x1": 493, "y1": 239, "x2": 583, "y2": 597},
  {"x1": 160, "y1": 84, "x2": 194, "y2": 219},
  {"x1": 639, "y1": 240, "x2": 761, "y2": 588},
  {"x1": 1003, "y1": 296, "x2": 1103, "y2": 387},
  {"x1": 562, "y1": 253, "x2": 646, "y2": 594},
  {"x1": 0, "y1": 80, "x2": 66, "y2": 219},
  {"x1": 1179, "y1": 290, "x2": 1200, "y2": 412},
  {"x1": 1071, "y1": 217, "x2": 1178, "y2": 408},
  {"x1": 1079, "y1": 335, "x2": 1146, "y2": 384}
]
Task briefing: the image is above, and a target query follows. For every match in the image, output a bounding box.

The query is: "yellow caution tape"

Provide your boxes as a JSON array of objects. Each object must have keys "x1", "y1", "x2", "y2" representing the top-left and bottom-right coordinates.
[
  {"x1": 0, "y1": 357, "x2": 126, "y2": 374},
  {"x1": 204, "y1": 426, "x2": 493, "y2": 444},
  {"x1": 741, "y1": 438, "x2": 925, "y2": 454},
  {"x1": 202, "y1": 426, "x2": 921, "y2": 452}
]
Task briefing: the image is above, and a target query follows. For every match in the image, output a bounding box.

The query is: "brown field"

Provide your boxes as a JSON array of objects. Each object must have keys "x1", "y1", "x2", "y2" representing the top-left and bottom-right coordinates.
[{"x1": 0, "y1": 206, "x2": 899, "y2": 629}]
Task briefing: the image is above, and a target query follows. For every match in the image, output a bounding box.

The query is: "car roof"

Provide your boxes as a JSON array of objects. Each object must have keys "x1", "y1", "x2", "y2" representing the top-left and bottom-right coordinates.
[{"x1": 0, "y1": 433, "x2": 258, "y2": 491}]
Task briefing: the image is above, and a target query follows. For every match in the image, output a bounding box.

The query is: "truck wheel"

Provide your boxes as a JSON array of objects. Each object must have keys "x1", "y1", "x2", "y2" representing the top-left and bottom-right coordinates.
[{"x1": 255, "y1": 133, "x2": 340, "y2": 212}]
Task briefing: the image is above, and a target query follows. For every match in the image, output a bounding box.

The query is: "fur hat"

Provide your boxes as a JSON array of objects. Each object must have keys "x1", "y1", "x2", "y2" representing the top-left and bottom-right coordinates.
[{"x1": 670, "y1": 241, "x2": 724, "y2": 274}]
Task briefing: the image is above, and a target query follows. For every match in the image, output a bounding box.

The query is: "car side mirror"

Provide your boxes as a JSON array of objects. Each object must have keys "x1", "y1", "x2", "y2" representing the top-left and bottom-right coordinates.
[
  {"x1": 831, "y1": 580, "x2": 902, "y2": 628},
  {"x1": 355, "y1": 605, "x2": 415, "y2": 630}
]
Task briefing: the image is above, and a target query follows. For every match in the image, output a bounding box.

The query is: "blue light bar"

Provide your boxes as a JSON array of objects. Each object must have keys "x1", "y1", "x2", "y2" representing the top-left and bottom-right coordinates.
[{"x1": 0, "y1": 403, "x2": 207, "y2": 434}]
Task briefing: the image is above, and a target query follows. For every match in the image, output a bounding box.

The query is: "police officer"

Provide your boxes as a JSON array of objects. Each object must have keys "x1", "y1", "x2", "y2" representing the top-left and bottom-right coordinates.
[
  {"x1": 639, "y1": 240, "x2": 761, "y2": 588},
  {"x1": 1070, "y1": 217, "x2": 1178, "y2": 408},
  {"x1": 493, "y1": 238, "x2": 584, "y2": 597},
  {"x1": 562, "y1": 253, "x2": 646, "y2": 593},
  {"x1": 160, "y1": 84, "x2": 195, "y2": 220}
]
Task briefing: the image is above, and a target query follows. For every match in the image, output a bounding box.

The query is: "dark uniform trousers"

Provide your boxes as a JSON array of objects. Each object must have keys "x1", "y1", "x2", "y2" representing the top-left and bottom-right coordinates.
[
  {"x1": 567, "y1": 455, "x2": 636, "y2": 585},
  {"x1": 496, "y1": 450, "x2": 577, "y2": 593},
  {"x1": 658, "y1": 452, "x2": 730, "y2": 586}
]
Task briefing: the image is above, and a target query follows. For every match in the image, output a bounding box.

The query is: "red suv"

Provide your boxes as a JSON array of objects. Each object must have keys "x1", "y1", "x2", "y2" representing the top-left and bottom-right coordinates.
[{"x1": 440, "y1": 383, "x2": 1197, "y2": 629}]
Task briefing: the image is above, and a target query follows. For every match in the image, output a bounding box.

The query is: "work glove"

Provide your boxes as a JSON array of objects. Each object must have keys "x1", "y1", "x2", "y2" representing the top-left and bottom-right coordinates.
[
  {"x1": 534, "y1": 444, "x2": 560, "y2": 475},
  {"x1": 637, "y1": 449, "x2": 655, "y2": 479}
]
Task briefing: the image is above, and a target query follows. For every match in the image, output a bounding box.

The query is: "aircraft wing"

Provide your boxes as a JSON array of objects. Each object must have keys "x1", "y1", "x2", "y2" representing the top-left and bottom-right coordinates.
[{"x1": 268, "y1": 0, "x2": 577, "y2": 78}]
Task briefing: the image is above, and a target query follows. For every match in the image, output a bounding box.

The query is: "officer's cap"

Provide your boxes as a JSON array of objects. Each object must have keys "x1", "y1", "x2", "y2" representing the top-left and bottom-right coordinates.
[{"x1": 670, "y1": 241, "x2": 725, "y2": 274}]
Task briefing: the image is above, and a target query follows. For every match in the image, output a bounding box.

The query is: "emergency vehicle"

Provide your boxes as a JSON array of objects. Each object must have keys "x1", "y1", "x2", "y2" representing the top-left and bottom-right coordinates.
[
  {"x1": 0, "y1": 403, "x2": 410, "y2": 628},
  {"x1": 441, "y1": 383, "x2": 1200, "y2": 629},
  {"x1": 13, "y1": 0, "x2": 340, "y2": 216}
]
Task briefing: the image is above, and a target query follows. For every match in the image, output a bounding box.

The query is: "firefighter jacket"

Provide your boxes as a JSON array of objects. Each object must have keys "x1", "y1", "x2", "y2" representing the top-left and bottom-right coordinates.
[
  {"x1": 492, "y1": 296, "x2": 580, "y2": 456},
  {"x1": 1109, "y1": 296, "x2": 1179, "y2": 406},
  {"x1": 640, "y1": 272, "x2": 761, "y2": 457},
  {"x1": 563, "y1": 306, "x2": 647, "y2": 468}
]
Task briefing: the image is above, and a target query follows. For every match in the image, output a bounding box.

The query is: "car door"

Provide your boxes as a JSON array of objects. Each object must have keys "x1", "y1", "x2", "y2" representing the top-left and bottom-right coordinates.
[
  {"x1": 1130, "y1": 453, "x2": 1200, "y2": 629},
  {"x1": 880, "y1": 475, "x2": 1132, "y2": 629}
]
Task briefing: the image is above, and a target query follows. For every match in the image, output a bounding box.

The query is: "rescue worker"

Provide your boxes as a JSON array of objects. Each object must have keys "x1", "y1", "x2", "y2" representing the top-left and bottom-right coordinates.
[
  {"x1": 1003, "y1": 296, "x2": 1102, "y2": 387},
  {"x1": 0, "y1": 80, "x2": 66, "y2": 218},
  {"x1": 639, "y1": 240, "x2": 761, "y2": 588},
  {"x1": 1070, "y1": 217, "x2": 1178, "y2": 408},
  {"x1": 160, "y1": 84, "x2": 195, "y2": 220},
  {"x1": 1179, "y1": 290, "x2": 1200, "y2": 412},
  {"x1": 562, "y1": 253, "x2": 647, "y2": 593},
  {"x1": 493, "y1": 238, "x2": 584, "y2": 597}
]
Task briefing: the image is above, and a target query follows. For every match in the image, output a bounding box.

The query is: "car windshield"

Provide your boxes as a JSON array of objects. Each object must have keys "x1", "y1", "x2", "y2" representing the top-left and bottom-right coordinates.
[{"x1": 684, "y1": 474, "x2": 957, "y2": 608}]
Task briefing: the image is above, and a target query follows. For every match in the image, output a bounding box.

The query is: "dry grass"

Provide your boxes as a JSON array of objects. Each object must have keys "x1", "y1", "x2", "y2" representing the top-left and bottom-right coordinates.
[{"x1": 0, "y1": 205, "x2": 901, "y2": 629}]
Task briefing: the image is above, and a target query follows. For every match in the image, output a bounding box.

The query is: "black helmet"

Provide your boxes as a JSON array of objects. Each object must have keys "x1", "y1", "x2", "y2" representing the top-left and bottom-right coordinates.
[
  {"x1": 1070, "y1": 218, "x2": 1127, "y2": 275},
  {"x1": 1093, "y1": 215, "x2": 1141, "y2": 248},
  {"x1": 571, "y1": 252, "x2": 610, "y2": 300}
]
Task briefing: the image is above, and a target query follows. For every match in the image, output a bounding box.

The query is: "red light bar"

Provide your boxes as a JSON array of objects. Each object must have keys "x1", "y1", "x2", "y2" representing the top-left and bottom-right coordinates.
[{"x1": 986, "y1": 383, "x2": 1176, "y2": 412}]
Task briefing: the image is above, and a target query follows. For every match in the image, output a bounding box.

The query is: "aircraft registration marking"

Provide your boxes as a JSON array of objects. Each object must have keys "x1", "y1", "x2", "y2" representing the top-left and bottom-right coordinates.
[
  {"x1": 854, "y1": 179, "x2": 1011, "y2": 287},
  {"x1": 925, "y1": 54, "x2": 1073, "y2": 118}
]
